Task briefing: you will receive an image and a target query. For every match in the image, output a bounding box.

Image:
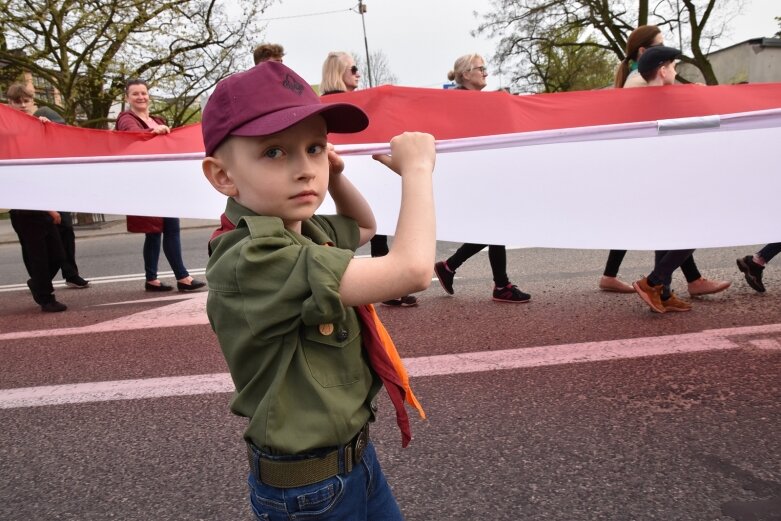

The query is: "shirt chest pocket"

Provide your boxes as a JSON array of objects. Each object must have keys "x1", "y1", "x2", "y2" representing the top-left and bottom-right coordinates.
[{"x1": 301, "y1": 318, "x2": 365, "y2": 388}]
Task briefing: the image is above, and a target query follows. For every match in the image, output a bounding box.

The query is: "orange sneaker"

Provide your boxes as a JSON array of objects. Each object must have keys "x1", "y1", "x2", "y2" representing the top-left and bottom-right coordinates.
[
  {"x1": 632, "y1": 277, "x2": 666, "y2": 313},
  {"x1": 662, "y1": 292, "x2": 692, "y2": 312}
]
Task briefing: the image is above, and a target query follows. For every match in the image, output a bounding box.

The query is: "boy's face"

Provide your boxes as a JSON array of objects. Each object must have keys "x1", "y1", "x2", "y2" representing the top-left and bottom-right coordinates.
[
  {"x1": 9, "y1": 96, "x2": 36, "y2": 115},
  {"x1": 220, "y1": 115, "x2": 330, "y2": 231}
]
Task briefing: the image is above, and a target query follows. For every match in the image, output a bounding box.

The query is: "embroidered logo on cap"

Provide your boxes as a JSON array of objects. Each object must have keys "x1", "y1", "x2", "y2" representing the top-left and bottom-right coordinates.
[{"x1": 282, "y1": 74, "x2": 304, "y2": 96}]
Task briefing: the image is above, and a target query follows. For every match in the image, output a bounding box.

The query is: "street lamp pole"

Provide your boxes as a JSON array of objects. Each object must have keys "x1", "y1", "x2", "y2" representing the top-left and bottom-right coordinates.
[{"x1": 358, "y1": 0, "x2": 374, "y2": 87}]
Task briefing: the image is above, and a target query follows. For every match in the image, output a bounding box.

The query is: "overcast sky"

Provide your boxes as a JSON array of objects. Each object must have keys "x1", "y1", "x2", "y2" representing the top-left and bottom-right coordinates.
[{"x1": 255, "y1": 0, "x2": 779, "y2": 91}]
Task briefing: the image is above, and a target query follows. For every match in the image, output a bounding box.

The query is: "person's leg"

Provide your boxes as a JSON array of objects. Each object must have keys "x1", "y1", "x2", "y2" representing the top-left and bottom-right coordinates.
[
  {"x1": 682, "y1": 253, "x2": 730, "y2": 296},
  {"x1": 757, "y1": 243, "x2": 781, "y2": 264},
  {"x1": 160, "y1": 218, "x2": 190, "y2": 280},
  {"x1": 434, "y1": 243, "x2": 487, "y2": 296},
  {"x1": 599, "y1": 250, "x2": 634, "y2": 292},
  {"x1": 143, "y1": 232, "x2": 162, "y2": 282},
  {"x1": 487, "y1": 245, "x2": 509, "y2": 288},
  {"x1": 603, "y1": 250, "x2": 627, "y2": 277},
  {"x1": 11, "y1": 212, "x2": 62, "y2": 307},
  {"x1": 736, "y1": 243, "x2": 781, "y2": 293},
  {"x1": 650, "y1": 250, "x2": 695, "y2": 288},
  {"x1": 370, "y1": 234, "x2": 389, "y2": 258},
  {"x1": 635, "y1": 250, "x2": 694, "y2": 313},
  {"x1": 488, "y1": 245, "x2": 531, "y2": 303},
  {"x1": 57, "y1": 212, "x2": 78, "y2": 279},
  {"x1": 680, "y1": 255, "x2": 701, "y2": 283},
  {"x1": 446, "y1": 243, "x2": 486, "y2": 271}
]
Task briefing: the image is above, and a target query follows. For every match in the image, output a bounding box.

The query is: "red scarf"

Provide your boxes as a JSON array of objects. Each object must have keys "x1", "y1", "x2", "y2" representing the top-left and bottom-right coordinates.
[{"x1": 210, "y1": 215, "x2": 424, "y2": 447}]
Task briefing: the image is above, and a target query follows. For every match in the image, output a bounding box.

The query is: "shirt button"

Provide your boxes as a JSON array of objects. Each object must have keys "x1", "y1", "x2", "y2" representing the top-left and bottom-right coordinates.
[{"x1": 336, "y1": 329, "x2": 349, "y2": 341}]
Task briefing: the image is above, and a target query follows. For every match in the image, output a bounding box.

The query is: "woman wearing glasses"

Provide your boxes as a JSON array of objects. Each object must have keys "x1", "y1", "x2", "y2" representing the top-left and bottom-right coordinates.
[
  {"x1": 320, "y1": 52, "x2": 419, "y2": 306},
  {"x1": 433, "y1": 53, "x2": 532, "y2": 303},
  {"x1": 598, "y1": 26, "x2": 730, "y2": 298},
  {"x1": 320, "y1": 51, "x2": 361, "y2": 95}
]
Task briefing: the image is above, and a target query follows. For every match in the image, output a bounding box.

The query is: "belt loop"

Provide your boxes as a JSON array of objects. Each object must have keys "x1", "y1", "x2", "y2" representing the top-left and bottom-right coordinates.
[{"x1": 344, "y1": 445, "x2": 354, "y2": 474}]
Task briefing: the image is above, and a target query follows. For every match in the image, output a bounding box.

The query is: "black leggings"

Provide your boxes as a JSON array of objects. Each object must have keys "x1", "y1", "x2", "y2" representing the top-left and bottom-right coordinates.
[
  {"x1": 603, "y1": 249, "x2": 701, "y2": 283},
  {"x1": 446, "y1": 243, "x2": 509, "y2": 288}
]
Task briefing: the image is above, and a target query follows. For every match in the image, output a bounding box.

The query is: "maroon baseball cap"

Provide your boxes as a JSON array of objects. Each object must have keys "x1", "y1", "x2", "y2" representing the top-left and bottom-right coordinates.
[{"x1": 202, "y1": 61, "x2": 369, "y2": 156}]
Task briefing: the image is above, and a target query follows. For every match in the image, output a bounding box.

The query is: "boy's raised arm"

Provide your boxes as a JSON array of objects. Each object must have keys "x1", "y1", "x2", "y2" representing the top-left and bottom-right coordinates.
[
  {"x1": 339, "y1": 132, "x2": 436, "y2": 306},
  {"x1": 327, "y1": 144, "x2": 376, "y2": 246}
]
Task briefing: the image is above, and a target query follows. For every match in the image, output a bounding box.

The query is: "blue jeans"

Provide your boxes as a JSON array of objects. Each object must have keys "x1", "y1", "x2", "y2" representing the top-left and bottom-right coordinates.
[
  {"x1": 142, "y1": 217, "x2": 189, "y2": 281},
  {"x1": 247, "y1": 442, "x2": 403, "y2": 521}
]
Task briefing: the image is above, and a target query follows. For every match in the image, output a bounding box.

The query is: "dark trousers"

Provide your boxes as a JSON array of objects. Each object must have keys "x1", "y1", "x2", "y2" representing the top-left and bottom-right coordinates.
[
  {"x1": 10, "y1": 210, "x2": 65, "y2": 305},
  {"x1": 648, "y1": 250, "x2": 696, "y2": 288},
  {"x1": 143, "y1": 217, "x2": 189, "y2": 281},
  {"x1": 446, "y1": 243, "x2": 510, "y2": 288},
  {"x1": 758, "y1": 243, "x2": 781, "y2": 264},
  {"x1": 604, "y1": 249, "x2": 701, "y2": 282},
  {"x1": 370, "y1": 234, "x2": 389, "y2": 257},
  {"x1": 57, "y1": 212, "x2": 79, "y2": 279}
]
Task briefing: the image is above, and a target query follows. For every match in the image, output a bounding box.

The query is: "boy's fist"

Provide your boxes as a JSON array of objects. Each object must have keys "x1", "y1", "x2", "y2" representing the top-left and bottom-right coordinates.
[{"x1": 372, "y1": 132, "x2": 436, "y2": 176}]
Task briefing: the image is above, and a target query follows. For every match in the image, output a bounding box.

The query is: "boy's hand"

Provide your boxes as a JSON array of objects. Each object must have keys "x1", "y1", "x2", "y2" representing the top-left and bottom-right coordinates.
[
  {"x1": 327, "y1": 143, "x2": 344, "y2": 177},
  {"x1": 372, "y1": 132, "x2": 436, "y2": 176}
]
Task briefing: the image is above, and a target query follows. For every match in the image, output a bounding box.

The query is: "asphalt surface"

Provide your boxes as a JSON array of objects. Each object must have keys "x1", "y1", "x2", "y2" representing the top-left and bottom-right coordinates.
[{"x1": 0, "y1": 225, "x2": 779, "y2": 521}]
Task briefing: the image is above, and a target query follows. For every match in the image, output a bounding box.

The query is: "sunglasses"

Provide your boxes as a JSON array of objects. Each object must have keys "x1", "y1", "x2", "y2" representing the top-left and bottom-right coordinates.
[
  {"x1": 350, "y1": 65, "x2": 359, "y2": 75},
  {"x1": 469, "y1": 66, "x2": 488, "y2": 74}
]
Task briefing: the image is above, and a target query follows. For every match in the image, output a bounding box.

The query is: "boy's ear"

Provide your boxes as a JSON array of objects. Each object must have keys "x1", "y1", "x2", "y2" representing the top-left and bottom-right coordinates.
[{"x1": 202, "y1": 156, "x2": 238, "y2": 197}]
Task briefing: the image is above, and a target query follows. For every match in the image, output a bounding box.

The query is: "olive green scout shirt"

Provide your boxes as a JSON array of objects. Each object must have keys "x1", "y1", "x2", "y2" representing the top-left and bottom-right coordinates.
[{"x1": 206, "y1": 198, "x2": 381, "y2": 454}]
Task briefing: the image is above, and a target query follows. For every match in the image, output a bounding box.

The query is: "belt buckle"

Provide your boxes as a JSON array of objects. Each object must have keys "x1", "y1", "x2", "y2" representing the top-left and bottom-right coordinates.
[{"x1": 352, "y1": 424, "x2": 369, "y2": 465}]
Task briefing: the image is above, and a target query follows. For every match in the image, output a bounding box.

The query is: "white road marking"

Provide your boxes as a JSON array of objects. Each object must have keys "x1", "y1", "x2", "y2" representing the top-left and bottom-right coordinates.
[
  {"x1": 0, "y1": 269, "x2": 207, "y2": 292},
  {"x1": 2, "y1": 322, "x2": 780, "y2": 409},
  {"x1": 0, "y1": 292, "x2": 208, "y2": 341},
  {"x1": 748, "y1": 338, "x2": 781, "y2": 350}
]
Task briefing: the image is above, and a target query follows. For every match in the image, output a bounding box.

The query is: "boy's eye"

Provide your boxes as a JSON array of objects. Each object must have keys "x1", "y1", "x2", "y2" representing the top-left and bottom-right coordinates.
[
  {"x1": 264, "y1": 148, "x2": 283, "y2": 159},
  {"x1": 308, "y1": 144, "x2": 325, "y2": 155}
]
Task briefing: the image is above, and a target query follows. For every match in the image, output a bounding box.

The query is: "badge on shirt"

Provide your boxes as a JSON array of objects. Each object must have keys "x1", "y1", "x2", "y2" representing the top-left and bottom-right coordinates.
[{"x1": 318, "y1": 323, "x2": 334, "y2": 336}]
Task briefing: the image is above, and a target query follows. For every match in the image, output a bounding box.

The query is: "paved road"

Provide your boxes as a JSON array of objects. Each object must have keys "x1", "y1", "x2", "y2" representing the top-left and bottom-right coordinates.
[{"x1": 1, "y1": 229, "x2": 779, "y2": 520}]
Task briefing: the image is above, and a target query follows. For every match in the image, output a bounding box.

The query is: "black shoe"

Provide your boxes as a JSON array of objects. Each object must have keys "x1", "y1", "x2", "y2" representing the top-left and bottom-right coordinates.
[
  {"x1": 400, "y1": 295, "x2": 419, "y2": 307},
  {"x1": 41, "y1": 300, "x2": 67, "y2": 312},
  {"x1": 492, "y1": 284, "x2": 531, "y2": 303},
  {"x1": 65, "y1": 276, "x2": 90, "y2": 289},
  {"x1": 737, "y1": 256, "x2": 765, "y2": 293},
  {"x1": 382, "y1": 295, "x2": 419, "y2": 307},
  {"x1": 434, "y1": 261, "x2": 455, "y2": 295},
  {"x1": 177, "y1": 279, "x2": 206, "y2": 292},
  {"x1": 145, "y1": 281, "x2": 174, "y2": 292}
]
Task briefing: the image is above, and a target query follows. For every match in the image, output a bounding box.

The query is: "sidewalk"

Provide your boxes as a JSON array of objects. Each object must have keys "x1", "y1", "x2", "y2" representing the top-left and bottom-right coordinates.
[{"x1": 0, "y1": 214, "x2": 220, "y2": 245}]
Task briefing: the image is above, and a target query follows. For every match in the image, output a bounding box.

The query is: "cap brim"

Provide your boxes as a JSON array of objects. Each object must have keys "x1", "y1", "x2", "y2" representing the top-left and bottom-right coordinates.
[{"x1": 230, "y1": 102, "x2": 368, "y2": 138}]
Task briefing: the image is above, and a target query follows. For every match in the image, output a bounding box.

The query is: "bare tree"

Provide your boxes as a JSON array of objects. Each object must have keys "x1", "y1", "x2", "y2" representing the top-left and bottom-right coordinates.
[
  {"x1": 0, "y1": 0, "x2": 272, "y2": 127},
  {"x1": 474, "y1": 0, "x2": 744, "y2": 91},
  {"x1": 354, "y1": 50, "x2": 397, "y2": 89}
]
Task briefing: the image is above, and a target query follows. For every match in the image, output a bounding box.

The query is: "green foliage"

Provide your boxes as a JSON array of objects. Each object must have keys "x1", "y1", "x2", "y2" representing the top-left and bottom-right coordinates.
[
  {"x1": 0, "y1": 0, "x2": 271, "y2": 128},
  {"x1": 475, "y1": 0, "x2": 738, "y2": 90},
  {"x1": 531, "y1": 27, "x2": 617, "y2": 92}
]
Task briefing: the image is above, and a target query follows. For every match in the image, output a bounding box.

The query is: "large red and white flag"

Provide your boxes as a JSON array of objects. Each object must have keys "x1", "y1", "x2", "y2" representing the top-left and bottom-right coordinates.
[{"x1": 2, "y1": 83, "x2": 780, "y2": 248}]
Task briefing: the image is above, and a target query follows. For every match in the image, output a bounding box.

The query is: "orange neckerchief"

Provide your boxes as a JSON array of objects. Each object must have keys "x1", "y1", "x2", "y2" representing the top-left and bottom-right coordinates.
[{"x1": 209, "y1": 215, "x2": 425, "y2": 447}]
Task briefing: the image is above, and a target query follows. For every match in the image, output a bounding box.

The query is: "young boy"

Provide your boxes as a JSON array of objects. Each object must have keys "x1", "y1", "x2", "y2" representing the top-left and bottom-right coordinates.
[
  {"x1": 631, "y1": 46, "x2": 696, "y2": 313},
  {"x1": 6, "y1": 83, "x2": 78, "y2": 312},
  {"x1": 201, "y1": 61, "x2": 436, "y2": 520}
]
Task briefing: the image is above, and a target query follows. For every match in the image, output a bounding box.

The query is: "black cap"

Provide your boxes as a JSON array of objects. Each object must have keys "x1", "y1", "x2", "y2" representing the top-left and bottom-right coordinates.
[{"x1": 638, "y1": 46, "x2": 681, "y2": 76}]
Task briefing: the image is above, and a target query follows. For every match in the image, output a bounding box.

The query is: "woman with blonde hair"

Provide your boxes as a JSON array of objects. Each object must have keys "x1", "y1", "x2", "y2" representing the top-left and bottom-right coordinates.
[
  {"x1": 434, "y1": 53, "x2": 531, "y2": 303},
  {"x1": 598, "y1": 26, "x2": 729, "y2": 297},
  {"x1": 320, "y1": 51, "x2": 361, "y2": 95},
  {"x1": 320, "y1": 52, "x2": 418, "y2": 306}
]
